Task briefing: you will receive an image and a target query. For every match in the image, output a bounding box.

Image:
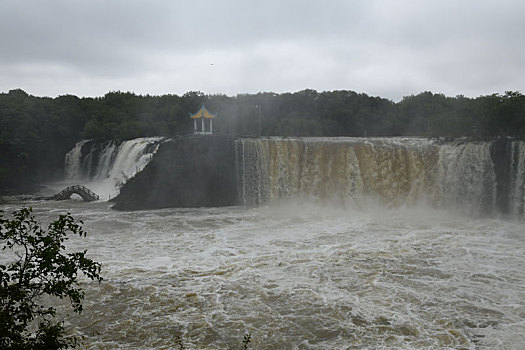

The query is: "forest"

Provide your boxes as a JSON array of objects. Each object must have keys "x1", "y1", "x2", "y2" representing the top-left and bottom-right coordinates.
[{"x1": 0, "y1": 88, "x2": 524, "y2": 194}]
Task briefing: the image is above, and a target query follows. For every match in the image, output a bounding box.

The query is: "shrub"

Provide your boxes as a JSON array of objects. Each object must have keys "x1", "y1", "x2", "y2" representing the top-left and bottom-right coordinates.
[{"x1": 0, "y1": 207, "x2": 102, "y2": 349}]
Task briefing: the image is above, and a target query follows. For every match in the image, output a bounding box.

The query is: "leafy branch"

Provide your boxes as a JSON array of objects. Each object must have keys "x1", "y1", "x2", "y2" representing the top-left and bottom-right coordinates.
[{"x1": 0, "y1": 207, "x2": 102, "y2": 349}]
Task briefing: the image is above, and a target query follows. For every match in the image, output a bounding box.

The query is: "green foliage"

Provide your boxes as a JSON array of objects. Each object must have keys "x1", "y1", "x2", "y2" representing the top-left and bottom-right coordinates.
[
  {"x1": 242, "y1": 333, "x2": 252, "y2": 349},
  {"x1": 0, "y1": 207, "x2": 102, "y2": 349},
  {"x1": 1, "y1": 88, "x2": 524, "y2": 192}
]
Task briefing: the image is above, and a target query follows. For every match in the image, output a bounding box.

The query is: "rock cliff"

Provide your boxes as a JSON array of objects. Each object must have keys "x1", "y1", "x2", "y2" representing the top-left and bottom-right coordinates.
[{"x1": 112, "y1": 136, "x2": 238, "y2": 210}]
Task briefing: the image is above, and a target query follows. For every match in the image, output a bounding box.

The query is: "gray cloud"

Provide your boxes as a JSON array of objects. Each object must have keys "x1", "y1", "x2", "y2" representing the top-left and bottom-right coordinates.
[{"x1": 1, "y1": 0, "x2": 524, "y2": 100}]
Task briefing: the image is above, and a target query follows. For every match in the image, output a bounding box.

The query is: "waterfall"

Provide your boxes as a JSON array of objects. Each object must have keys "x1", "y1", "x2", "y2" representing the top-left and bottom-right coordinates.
[
  {"x1": 64, "y1": 137, "x2": 163, "y2": 199},
  {"x1": 235, "y1": 138, "x2": 439, "y2": 207},
  {"x1": 93, "y1": 140, "x2": 117, "y2": 180},
  {"x1": 235, "y1": 137, "x2": 525, "y2": 217},
  {"x1": 64, "y1": 136, "x2": 525, "y2": 217},
  {"x1": 438, "y1": 142, "x2": 496, "y2": 215},
  {"x1": 510, "y1": 141, "x2": 525, "y2": 216},
  {"x1": 64, "y1": 140, "x2": 90, "y2": 180},
  {"x1": 105, "y1": 138, "x2": 161, "y2": 187}
]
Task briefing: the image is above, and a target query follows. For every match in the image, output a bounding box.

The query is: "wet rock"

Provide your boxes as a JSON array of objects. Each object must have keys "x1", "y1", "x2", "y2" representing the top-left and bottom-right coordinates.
[{"x1": 112, "y1": 135, "x2": 238, "y2": 210}]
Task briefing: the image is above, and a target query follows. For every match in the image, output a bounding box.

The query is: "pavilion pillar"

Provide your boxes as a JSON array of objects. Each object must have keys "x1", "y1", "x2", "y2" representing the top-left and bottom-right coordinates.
[{"x1": 201, "y1": 117, "x2": 205, "y2": 134}]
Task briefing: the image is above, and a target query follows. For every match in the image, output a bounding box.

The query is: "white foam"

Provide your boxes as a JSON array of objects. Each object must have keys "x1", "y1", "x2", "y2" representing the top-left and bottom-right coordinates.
[
  {"x1": 62, "y1": 137, "x2": 163, "y2": 200},
  {"x1": 12, "y1": 200, "x2": 525, "y2": 349}
]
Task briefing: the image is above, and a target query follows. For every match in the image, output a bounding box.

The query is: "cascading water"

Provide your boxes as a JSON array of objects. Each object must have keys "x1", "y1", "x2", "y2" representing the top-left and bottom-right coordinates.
[
  {"x1": 8, "y1": 136, "x2": 523, "y2": 348},
  {"x1": 92, "y1": 140, "x2": 117, "y2": 180},
  {"x1": 510, "y1": 141, "x2": 525, "y2": 216},
  {"x1": 64, "y1": 136, "x2": 525, "y2": 217},
  {"x1": 105, "y1": 138, "x2": 161, "y2": 187},
  {"x1": 438, "y1": 142, "x2": 497, "y2": 215},
  {"x1": 235, "y1": 137, "x2": 525, "y2": 217},
  {"x1": 63, "y1": 137, "x2": 163, "y2": 199},
  {"x1": 236, "y1": 138, "x2": 438, "y2": 207},
  {"x1": 64, "y1": 140, "x2": 90, "y2": 180}
]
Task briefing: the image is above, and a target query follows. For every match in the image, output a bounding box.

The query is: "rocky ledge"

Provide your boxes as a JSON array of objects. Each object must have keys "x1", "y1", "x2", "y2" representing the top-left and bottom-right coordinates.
[{"x1": 112, "y1": 135, "x2": 238, "y2": 210}]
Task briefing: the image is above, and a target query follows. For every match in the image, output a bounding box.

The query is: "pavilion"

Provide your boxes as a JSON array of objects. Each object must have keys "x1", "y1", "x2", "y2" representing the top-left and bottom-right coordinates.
[{"x1": 190, "y1": 104, "x2": 217, "y2": 135}]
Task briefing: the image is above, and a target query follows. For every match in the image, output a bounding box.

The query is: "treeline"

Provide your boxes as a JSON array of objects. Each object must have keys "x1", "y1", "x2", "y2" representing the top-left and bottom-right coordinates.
[{"x1": 0, "y1": 88, "x2": 524, "y2": 193}]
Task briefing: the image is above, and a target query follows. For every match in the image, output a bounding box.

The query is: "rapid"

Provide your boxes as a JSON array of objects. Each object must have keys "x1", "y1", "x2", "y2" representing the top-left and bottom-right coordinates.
[
  {"x1": 2, "y1": 200, "x2": 523, "y2": 349},
  {"x1": 1, "y1": 137, "x2": 524, "y2": 349}
]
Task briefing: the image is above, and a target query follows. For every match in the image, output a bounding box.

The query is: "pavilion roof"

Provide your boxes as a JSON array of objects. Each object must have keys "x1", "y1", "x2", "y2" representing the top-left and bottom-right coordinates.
[{"x1": 189, "y1": 104, "x2": 217, "y2": 119}]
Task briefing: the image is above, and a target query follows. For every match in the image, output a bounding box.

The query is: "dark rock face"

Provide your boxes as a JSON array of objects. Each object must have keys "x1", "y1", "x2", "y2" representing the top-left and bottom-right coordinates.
[{"x1": 112, "y1": 136, "x2": 239, "y2": 210}]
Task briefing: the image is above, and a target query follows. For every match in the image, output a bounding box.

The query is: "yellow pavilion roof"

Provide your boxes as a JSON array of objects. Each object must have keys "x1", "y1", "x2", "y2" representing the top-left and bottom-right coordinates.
[{"x1": 189, "y1": 104, "x2": 217, "y2": 119}]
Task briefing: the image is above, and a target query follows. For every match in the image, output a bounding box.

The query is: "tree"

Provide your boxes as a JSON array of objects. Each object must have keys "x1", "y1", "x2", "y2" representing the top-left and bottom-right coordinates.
[{"x1": 0, "y1": 207, "x2": 102, "y2": 349}]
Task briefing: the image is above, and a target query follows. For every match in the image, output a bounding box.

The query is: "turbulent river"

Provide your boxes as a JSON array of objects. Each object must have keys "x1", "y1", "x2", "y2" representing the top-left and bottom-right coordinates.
[
  {"x1": 2, "y1": 199, "x2": 523, "y2": 349},
  {"x1": 2, "y1": 137, "x2": 525, "y2": 348}
]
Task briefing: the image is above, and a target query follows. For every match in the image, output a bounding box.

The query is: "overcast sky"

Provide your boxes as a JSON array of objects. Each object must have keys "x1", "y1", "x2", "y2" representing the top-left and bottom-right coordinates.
[{"x1": 1, "y1": 0, "x2": 524, "y2": 101}]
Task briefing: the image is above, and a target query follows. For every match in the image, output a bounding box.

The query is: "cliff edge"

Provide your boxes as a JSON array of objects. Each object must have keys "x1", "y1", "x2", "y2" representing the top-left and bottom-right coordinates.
[{"x1": 112, "y1": 135, "x2": 238, "y2": 210}]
